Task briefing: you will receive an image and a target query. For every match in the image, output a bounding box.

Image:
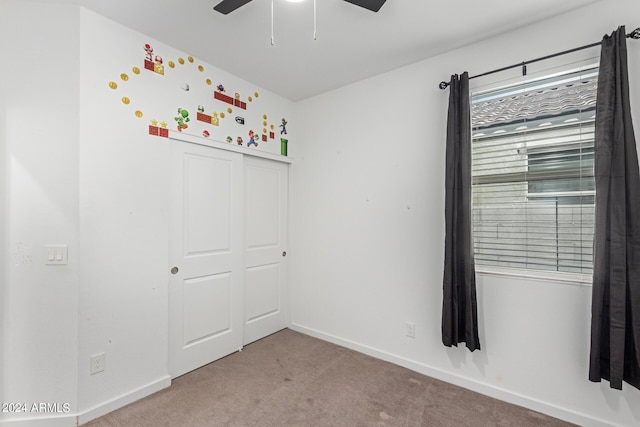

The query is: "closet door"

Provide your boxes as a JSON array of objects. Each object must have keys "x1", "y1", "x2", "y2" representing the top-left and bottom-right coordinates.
[
  {"x1": 243, "y1": 157, "x2": 289, "y2": 345},
  {"x1": 169, "y1": 141, "x2": 243, "y2": 378}
]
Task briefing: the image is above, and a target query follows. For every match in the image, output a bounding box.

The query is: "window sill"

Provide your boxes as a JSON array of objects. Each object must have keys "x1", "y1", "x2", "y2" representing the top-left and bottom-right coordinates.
[{"x1": 476, "y1": 266, "x2": 592, "y2": 287}]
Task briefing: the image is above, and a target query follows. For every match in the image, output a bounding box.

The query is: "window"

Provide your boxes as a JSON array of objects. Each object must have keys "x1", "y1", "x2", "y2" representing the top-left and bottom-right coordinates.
[{"x1": 471, "y1": 67, "x2": 597, "y2": 275}]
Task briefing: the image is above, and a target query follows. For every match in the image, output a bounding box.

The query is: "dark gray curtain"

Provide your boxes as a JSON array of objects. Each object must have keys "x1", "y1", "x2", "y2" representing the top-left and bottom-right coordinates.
[
  {"x1": 442, "y1": 72, "x2": 480, "y2": 352},
  {"x1": 589, "y1": 26, "x2": 640, "y2": 391}
]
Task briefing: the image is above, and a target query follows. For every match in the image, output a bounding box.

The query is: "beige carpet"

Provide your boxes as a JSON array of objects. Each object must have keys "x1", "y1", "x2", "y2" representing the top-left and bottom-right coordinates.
[{"x1": 85, "y1": 329, "x2": 575, "y2": 426}]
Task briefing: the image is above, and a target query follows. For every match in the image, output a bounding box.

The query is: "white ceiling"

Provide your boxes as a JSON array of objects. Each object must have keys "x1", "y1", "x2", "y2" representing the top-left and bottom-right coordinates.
[{"x1": 70, "y1": 0, "x2": 601, "y2": 101}]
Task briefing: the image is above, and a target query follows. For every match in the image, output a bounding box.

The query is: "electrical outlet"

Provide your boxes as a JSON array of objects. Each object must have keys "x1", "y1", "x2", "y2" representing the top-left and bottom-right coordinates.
[
  {"x1": 90, "y1": 353, "x2": 105, "y2": 375},
  {"x1": 405, "y1": 322, "x2": 416, "y2": 339}
]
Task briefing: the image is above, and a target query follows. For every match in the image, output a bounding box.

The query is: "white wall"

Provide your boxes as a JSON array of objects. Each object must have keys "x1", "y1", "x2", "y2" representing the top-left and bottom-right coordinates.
[
  {"x1": 76, "y1": 9, "x2": 294, "y2": 422},
  {"x1": 1, "y1": 2, "x2": 295, "y2": 425},
  {"x1": 76, "y1": 9, "x2": 172, "y2": 421},
  {"x1": 4, "y1": 0, "x2": 640, "y2": 425},
  {"x1": 0, "y1": 0, "x2": 7, "y2": 412},
  {"x1": 0, "y1": 1, "x2": 80, "y2": 425},
  {"x1": 290, "y1": 1, "x2": 640, "y2": 426}
]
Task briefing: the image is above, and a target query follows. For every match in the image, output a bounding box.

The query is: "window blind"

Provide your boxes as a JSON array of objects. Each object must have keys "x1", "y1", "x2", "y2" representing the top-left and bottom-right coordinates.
[{"x1": 471, "y1": 67, "x2": 597, "y2": 275}]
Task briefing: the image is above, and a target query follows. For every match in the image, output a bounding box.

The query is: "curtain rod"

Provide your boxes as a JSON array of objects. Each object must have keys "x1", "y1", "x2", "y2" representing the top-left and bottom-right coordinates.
[{"x1": 438, "y1": 27, "x2": 640, "y2": 90}]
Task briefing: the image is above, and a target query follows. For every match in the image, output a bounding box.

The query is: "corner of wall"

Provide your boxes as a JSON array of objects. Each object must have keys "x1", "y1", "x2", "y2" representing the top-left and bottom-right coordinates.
[
  {"x1": 0, "y1": 1, "x2": 81, "y2": 422},
  {"x1": 0, "y1": 35, "x2": 7, "y2": 412}
]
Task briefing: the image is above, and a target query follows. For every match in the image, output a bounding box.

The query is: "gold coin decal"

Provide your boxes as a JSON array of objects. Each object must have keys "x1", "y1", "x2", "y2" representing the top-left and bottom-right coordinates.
[
  {"x1": 227, "y1": 107, "x2": 232, "y2": 113},
  {"x1": 168, "y1": 61, "x2": 175, "y2": 68},
  {"x1": 263, "y1": 128, "x2": 267, "y2": 134},
  {"x1": 270, "y1": 124, "x2": 274, "y2": 130},
  {"x1": 220, "y1": 112, "x2": 225, "y2": 118},
  {"x1": 198, "y1": 65, "x2": 204, "y2": 72},
  {"x1": 254, "y1": 92, "x2": 259, "y2": 98},
  {"x1": 263, "y1": 114, "x2": 267, "y2": 120},
  {"x1": 188, "y1": 56, "x2": 194, "y2": 63},
  {"x1": 120, "y1": 73, "x2": 129, "y2": 81},
  {"x1": 122, "y1": 97, "x2": 130, "y2": 105},
  {"x1": 178, "y1": 57, "x2": 185, "y2": 64},
  {"x1": 263, "y1": 121, "x2": 267, "y2": 126},
  {"x1": 132, "y1": 66, "x2": 141, "y2": 74},
  {"x1": 108, "y1": 81, "x2": 118, "y2": 89},
  {"x1": 206, "y1": 79, "x2": 212, "y2": 85},
  {"x1": 135, "y1": 110, "x2": 143, "y2": 118},
  {"x1": 248, "y1": 96, "x2": 253, "y2": 102}
]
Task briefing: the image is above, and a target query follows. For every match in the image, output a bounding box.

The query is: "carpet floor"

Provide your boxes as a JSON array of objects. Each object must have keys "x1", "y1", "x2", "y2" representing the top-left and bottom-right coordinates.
[{"x1": 85, "y1": 329, "x2": 575, "y2": 426}]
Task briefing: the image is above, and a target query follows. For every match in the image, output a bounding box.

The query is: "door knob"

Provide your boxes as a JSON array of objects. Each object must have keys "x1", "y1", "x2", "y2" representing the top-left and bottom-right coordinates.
[
  {"x1": 282, "y1": 251, "x2": 287, "y2": 257},
  {"x1": 171, "y1": 266, "x2": 179, "y2": 275}
]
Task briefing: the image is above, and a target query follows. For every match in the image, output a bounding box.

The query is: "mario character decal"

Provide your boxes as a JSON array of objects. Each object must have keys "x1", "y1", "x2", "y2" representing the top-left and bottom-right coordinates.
[
  {"x1": 144, "y1": 44, "x2": 153, "y2": 61},
  {"x1": 237, "y1": 136, "x2": 243, "y2": 146},
  {"x1": 144, "y1": 43, "x2": 164, "y2": 75},
  {"x1": 202, "y1": 130, "x2": 210, "y2": 138},
  {"x1": 280, "y1": 118, "x2": 288, "y2": 135},
  {"x1": 226, "y1": 136, "x2": 233, "y2": 144},
  {"x1": 247, "y1": 130, "x2": 258, "y2": 147},
  {"x1": 175, "y1": 108, "x2": 190, "y2": 132}
]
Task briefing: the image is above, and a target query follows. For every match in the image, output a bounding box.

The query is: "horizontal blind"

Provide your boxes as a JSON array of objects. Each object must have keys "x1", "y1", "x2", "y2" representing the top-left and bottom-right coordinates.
[{"x1": 471, "y1": 67, "x2": 597, "y2": 275}]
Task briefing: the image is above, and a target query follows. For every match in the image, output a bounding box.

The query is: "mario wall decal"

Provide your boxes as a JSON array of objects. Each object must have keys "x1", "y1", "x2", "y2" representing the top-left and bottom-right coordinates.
[
  {"x1": 247, "y1": 130, "x2": 258, "y2": 147},
  {"x1": 174, "y1": 108, "x2": 190, "y2": 132},
  {"x1": 149, "y1": 119, "x2": 169, "y2": 138},
  {"x1": 108, "y1": 42, "x2": 290, "y2": 153},
  {"x1": 143, "y1": 43, "x2": 164, "y2": 75},
  {"x1": 214, "y1": 83, "x2": 247, "y2": 110}
]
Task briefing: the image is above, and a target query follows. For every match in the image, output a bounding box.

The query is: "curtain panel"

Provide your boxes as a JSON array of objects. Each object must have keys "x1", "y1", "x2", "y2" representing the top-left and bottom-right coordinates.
[
  {"x1": 442, "y1": 72, "x2": 480, "y2": 352},
  {"x1": 589, "y1": 26, "x2": 640, "y2": 390}
]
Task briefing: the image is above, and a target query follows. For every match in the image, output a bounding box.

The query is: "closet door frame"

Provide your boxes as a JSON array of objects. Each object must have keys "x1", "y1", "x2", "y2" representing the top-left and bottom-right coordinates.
[{"x1": 168, "y1": 135, "x2": 291, "y2": 378}]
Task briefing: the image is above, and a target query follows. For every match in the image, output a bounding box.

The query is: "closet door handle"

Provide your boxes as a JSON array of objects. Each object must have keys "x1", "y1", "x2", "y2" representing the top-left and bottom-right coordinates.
[
  {"x1": 282, "y1": 251, "x2": 287, "y2": 257},
  {"x1": 171, "y1": 266, "x2": 179, "y2": 275}
]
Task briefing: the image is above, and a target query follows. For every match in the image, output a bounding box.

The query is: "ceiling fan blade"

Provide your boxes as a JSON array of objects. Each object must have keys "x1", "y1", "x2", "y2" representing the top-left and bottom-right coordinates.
[
  {"x1": 214, "y1": 0, "x2": 253, "y2": 14},
  {"x1": 343, "y1": 0, "x2": 387, "y2": 12}
]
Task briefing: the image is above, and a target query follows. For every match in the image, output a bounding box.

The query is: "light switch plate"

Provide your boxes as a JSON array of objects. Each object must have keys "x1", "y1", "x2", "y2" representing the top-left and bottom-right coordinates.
[{"x1": 44, "y1": 245, "x2": 68, "y2": 265}]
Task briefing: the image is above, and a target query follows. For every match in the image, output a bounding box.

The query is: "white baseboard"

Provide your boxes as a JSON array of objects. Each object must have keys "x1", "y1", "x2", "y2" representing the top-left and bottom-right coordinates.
[
  {"x1": 76, "y1": 375, "x2": 171, "y2": 425},
  {"x1": 0, "y1": 414, "x2": 76, "y2": 427},
  {"x1": 289, "y1": 323, "x2": 616, "y2": 427}
]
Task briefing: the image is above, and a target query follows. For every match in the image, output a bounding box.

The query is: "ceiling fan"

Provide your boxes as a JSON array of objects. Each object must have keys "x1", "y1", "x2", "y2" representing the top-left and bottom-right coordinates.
[{"x1": 214, "y1": 0, "x2": 387, "y2": 14}]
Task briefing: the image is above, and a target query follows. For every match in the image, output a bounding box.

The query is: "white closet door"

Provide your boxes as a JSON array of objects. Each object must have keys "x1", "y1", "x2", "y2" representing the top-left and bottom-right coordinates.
[
  {"x1": 169, "y1": 141, "x2": 243, "y2": 378},
  {"x1": 243, "y1": 156, "x2": 289, "y2": 345}
]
